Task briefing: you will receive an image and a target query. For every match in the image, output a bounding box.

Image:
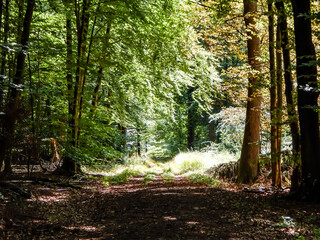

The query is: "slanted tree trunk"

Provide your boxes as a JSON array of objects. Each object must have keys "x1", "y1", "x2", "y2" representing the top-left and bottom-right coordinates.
[
  {"x1": 0, "y1": 0, "x2": 35, "y2": 174},
  {"x1": 91, "y1": 25, "x2": 110, "y2": 119},
  {"x1": 238, "y1": 0, "x2": 262, "y2": 183},
  {"x1": 291, "y1": 0, "x2": 320, "y2": 200}
]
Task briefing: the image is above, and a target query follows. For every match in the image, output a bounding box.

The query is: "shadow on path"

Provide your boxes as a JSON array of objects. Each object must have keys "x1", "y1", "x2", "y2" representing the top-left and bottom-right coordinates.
[{"x1": 1, "y1": 176, "x2": 320, "y2": 239}]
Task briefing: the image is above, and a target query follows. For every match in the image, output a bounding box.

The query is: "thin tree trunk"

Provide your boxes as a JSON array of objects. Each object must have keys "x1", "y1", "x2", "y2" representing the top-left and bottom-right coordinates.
[
  {"x1": 291, "y1": 0, "x2": 320, "y2": 200},
  {"x1": 65, "y1": 1, "x2": 73, "y2": 122},
  {"x1": 91, "y1": 24, "x2": 111, "y2": 119},
  {"x1": 0, "y1": 0, "x2": 9, "y2": 110},
  {"x1": 274, "y1": 22, "x2": 282, "y2": 187},
  {"x1": 268, "y1": 1, "x2": 279, "y2": 186},
  {"x1": 238, "y1": 0, "x2": 262, "y2": 183},
  {"x1": 77, "y1": 2, "x2": 100, "y2": 142},
  {"x1": 137, "y1": 128, "x2": 141, "y2": 156},
  {"x1": 209, "y1": 121, "x2": 217, "y2": 142},
  {"x1": 91, "y1": 67, "x2": 103, "y2": 119},
  {"x1": 187, "y1": 87, "x2": 196, "y2": 149},
  {"x1": 72, "y1": 0, "x2": 90, "y2": 147}
]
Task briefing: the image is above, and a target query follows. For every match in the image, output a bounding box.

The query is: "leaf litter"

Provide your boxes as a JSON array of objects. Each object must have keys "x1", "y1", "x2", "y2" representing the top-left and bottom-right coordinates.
[{"x1": 0, "y1": 172, "x2": 319, "y2": 240}]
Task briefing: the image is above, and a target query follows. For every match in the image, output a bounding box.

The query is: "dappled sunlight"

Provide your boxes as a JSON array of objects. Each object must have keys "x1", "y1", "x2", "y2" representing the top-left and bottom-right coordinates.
[
  {"x1": 168, "y1": 151, "x2": 237, "y2": 175},
  {"x1": 1, "y1": 173, "x2": 320, "y2": 239},
  {"x1": 62, "y1": 225, "x2": 98, "y2": 232},
  {"x1": 163, "y1": 216, "x2": 177, "y2": 221},
  {"x1": 36, "y1": 191, "x2": 69, "y2": 203}
]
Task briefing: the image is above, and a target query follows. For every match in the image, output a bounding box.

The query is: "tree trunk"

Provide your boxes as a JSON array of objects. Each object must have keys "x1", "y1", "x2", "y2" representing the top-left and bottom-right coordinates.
[
  {"x1": 91, "y1": 25, "x2": 110, "y2": 119},
  {"x1": 276, "y1": 1, "x2": 300, "y2": 156},
  {"x1": 0, "y1": 0, "x2": 35, "y2": 174},
  {"x1": 238, "y1": 0, "x2": 262, "y2": 183},
  {"x1": 209, "y1": 121, "x2": 217, "y2": 142},
  {"x1": 187, "y1": 87, "x2": 196, "y2": 149},
  {"x1": 273, "y1": 22, "x2": 282, "y2": 187},
  {"x1": 91, "y1": 67, "x2": 103, "y2": 118},
  {"x1": 291, "y1": 0, "x2": 320, "y2": 200},
  {"x1": 59, "y1": 0, "x2": 90, "y2": 175},
  {"x1": 0, "y1": 0, "x2": 9, "y2": 110},
  {"x1": 72, "y1": 0, "x2": 90, "y2": 148},
  {"x1": 268, "y1": 1, "x2": 280, "y2": 187},
  {"x1": 65, "y1": 0, "x2": 73, "y2": 121},
  {"x1": 137, "y1": 128, "x2": 141, "y2": 157},
  {"x1": 16, "y1": 0, "x2": 25, "y2": 43}
]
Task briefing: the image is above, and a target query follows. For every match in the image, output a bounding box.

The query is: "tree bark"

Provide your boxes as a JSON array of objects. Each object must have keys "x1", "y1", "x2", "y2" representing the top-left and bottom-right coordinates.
[
  {"x1": 0, "y1": 0, "x2": 35, "y2": 174},
  {"x1": 268, "y1": 1, "x2": 280, "y2": 187},
  {"x1": 276, "y1": 1, "x2": 300, "y2": 156},
  {"x1": 0, "y1": 0, "x2": 9, "y2": 110},
  {"x1": 65, "y1": 0, "x2": 73, "y2": 120},
  {"x1": 187, "y1": 87, "x2": 196, "y2": 149},
  {"x1": 273, "y1": 22, "x2": 282, "y2": 187},
  {"x1": 72, "y1": 0, "x2": 90, "y2": 148},
  {"x1": 238, "y1": 0, "x2": 262, "y2": 183},
  {"x1": 291, "y1": 0, "x2": 320, "y2": 200},
  {"x1": 59, "y1": 0, "x2": 90, "y2": 175}
]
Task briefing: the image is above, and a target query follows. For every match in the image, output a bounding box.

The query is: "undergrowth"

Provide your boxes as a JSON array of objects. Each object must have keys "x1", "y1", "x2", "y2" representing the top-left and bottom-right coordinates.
[{"x1": 84, "y1": 150, "x2": 237, "y2": 186}]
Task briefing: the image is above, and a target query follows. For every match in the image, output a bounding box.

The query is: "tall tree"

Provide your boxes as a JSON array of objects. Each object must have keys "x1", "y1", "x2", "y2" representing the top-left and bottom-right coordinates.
[
  {"x1": 291, "y1": 0, "x2": 320, "y2": 200},
  {"x1": 275, "y1": 0, "x2": 300, "y2": 156},
  {"x1": 238, "y1": 0, "x2": 263, "y2": 183},
  {"x1": 268, "y1": 1, "x2": 281, "y2": 187},
  {"x1": 274, "y1": 21, "x2": 283, "y2": 187},
  {"x1": 0, "y1": 0, "x2": 35, "y2": 174}
]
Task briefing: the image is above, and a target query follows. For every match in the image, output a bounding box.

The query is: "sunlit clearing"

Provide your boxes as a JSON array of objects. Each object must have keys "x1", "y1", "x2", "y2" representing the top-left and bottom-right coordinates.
[
  {"x1": 83, "y1": 151, "x2": 236, "y2": 185},
  {"x1": 168, "y1": 150, "x2": 237, "y2": 175}
]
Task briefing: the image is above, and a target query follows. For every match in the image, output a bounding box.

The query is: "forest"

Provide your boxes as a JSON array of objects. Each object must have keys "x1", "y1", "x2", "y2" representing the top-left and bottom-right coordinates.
[{"x1": 0, "y1": 0, "x2": 320, "y2": 239}]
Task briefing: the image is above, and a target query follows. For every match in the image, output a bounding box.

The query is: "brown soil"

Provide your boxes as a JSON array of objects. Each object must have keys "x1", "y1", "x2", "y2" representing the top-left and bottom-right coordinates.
[{"x1": 0, "y1": 172, "x2": 320, "y2": 240}]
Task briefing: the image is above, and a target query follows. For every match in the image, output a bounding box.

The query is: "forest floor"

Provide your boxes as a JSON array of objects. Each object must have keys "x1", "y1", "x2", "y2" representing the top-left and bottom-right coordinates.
[{"x1": 0, "y1": 169, "x2": 320, "y2": 239}]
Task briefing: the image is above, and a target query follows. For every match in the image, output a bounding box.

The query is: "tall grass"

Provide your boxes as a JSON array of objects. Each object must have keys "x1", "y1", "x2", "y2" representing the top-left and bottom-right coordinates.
[
  {"x1": 84, "y1": 150, "x2": 237, "y2": 185},
  {"x1": 169, "y1": 150, "x2": 237, "y2": 175}
]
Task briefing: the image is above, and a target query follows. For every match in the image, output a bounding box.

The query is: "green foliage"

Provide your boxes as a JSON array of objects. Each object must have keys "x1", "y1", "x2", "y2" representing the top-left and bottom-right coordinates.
[
  {"x1": 210, "y1": 107, "x2": 245, "y2": 153},
  {"x1": 276, "y1": 216, "x2": 296, "y2": 228},
  {"x1": 102, "y1": 168, "x2": 140, "y2": 186},
  {"x1": 187, "y1": 173, "x2": 220, "y2": 186},
  {"x1": 313, "y1": 228, "x2": 320, "y2": 240},
  {"x1": 178, "y1": 157, "x2": 204, "y2": 174},
  {"x1": 162, "y1": 173, "x2": 175, "y2": 182},
  {"x1": 143, "y1": 172, "x2": 157, "y2": 184}
]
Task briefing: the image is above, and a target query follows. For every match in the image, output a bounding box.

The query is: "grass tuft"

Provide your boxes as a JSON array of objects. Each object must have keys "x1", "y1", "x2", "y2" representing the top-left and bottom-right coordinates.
[{"x1": 187, "y1": 173, "x2": 221, "y2": 187}]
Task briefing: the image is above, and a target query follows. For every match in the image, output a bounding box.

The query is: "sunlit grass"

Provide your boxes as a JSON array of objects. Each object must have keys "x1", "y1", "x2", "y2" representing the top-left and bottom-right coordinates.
[
  {"x1": 168, "y1": 150, "x2": 237, "y2": 175},
  {"x1": 187, "y1": 173, "x2": 221, "y2": 187},
  {"x1": 83, "y1": 150, "x2": 237, "y2": 185}
]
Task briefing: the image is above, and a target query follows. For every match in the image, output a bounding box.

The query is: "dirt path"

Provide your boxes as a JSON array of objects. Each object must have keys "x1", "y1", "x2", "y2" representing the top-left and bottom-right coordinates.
[{"x1": 1, "y1": 175, "x2": 320, "y2": 239}]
